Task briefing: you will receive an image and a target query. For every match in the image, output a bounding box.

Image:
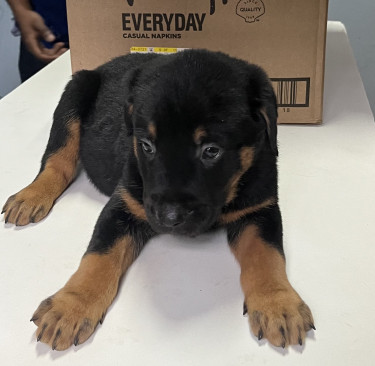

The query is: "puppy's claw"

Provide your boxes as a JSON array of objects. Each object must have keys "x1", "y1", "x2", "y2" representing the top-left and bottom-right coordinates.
[
  {"x1": 258, "y1": 329, "x2": 263, "y2": 341},
  {"x1": 52, "y1": 329, "x2": 61, "y2": 350},
  {"x1": 298, "y1": 326, "x2": 303, "y2": 345},
  {"x1": 280, "y1": 326, "x2": 287, "y2": 348},
  {"x1": 243, "y1": 302, "x2": 248, "y2": 316},
  {"x1": 4, "y1": 210, "x2": 11, "y2": 223},
  {"x1": 15, "y1": 212, "x2": 22, "y2": 226},
  {"x1": 37, "y1": 323, "x2": 47, "y2": 342},
  {"x1": 310, "y1": 323, "x2": 316, "y2": 331},
  {"x1": 280, "y1": 326, "x2": 285, "y2": 337},
  {"x1": 99, "y1": 312, "x2": 106, "y2": 324}
]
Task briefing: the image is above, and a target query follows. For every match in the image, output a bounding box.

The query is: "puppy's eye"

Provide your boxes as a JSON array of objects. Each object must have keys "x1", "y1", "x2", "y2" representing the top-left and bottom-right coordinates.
[
  {"x1": 201, "y1": 144, "x2": 222, "y2": 161},
  {"x1": 140, "y1": 139, "x2": 155, "y2": 155}
]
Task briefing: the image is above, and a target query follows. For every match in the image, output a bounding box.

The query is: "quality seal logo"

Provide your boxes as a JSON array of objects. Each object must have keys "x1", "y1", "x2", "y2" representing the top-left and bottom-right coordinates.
[{"x1": 236, "y1": 0, "x2": 265, "y2": 23}]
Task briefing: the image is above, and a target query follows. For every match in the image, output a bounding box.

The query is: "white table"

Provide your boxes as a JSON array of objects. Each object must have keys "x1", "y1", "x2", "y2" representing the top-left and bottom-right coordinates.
[{"x1": 1, "y1": 21, "x2": 374, "y2": 365}]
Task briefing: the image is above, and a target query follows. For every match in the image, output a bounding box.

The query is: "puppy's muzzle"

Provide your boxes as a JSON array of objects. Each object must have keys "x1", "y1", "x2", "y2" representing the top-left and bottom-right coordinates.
[
  {"x1": 153, "y1": 203, "x2": 194, "y2": 228},
  {"x1": 145, "y1": 193, "x2": 214, "y2": 235}
]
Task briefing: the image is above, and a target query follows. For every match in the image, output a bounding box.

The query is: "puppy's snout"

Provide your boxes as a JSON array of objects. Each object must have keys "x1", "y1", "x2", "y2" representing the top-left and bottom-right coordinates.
[
  {"x1": 155, "y1": 203, "x2": 193, "y2": 228},
  {"x1": 146, "y1": 193, "x2": 212, "y2": 235}
]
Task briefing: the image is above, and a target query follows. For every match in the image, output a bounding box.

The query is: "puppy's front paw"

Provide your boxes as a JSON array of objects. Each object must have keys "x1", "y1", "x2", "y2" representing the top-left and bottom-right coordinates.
[
  {"x1": 2, "y1": 187, "x2": 54, "y2": 226},
  {"x1": 31, "y1": 290, "x2": 106, "y2": 351},
  {"x1": 245, "y1": 288, "x2": 315, "y2": 348}
]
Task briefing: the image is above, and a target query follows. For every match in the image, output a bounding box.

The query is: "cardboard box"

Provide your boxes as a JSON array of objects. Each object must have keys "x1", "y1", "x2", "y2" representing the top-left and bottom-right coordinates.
[{"x1": 66, "y1": 0, "x2": 328, "y2": 124}]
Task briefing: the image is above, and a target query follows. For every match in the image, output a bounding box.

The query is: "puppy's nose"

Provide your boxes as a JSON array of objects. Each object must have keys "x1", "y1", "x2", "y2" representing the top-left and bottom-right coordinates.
[{"x1": 156, "y1": 204, "x2": 192, "y2": 228}]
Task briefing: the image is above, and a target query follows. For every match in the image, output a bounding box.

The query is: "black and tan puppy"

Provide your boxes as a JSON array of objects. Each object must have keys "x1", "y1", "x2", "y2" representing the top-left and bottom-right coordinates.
[{"x1": 2, "y1": 50, "x2": 314, "y2": 350}]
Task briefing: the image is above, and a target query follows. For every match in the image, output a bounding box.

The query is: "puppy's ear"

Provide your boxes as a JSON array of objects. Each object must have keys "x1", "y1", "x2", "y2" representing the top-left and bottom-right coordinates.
[
  {"x1": 247, "y1": 67, "x2": 278, "y2": 156},
  {"x1": 124, "y1": 68, "x2": 142, "y2": 136}
]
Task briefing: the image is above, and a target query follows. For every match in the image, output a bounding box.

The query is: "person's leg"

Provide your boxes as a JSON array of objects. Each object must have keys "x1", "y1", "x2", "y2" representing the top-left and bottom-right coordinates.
[{"x1": 18, "y1": 40, "x2": 47, "y2": 82}]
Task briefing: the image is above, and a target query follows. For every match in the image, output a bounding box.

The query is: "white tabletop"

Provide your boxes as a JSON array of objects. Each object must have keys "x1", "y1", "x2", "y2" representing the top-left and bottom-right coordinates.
[{"x1": 1, "y1": 21, "x2": 374, "y2": 365}]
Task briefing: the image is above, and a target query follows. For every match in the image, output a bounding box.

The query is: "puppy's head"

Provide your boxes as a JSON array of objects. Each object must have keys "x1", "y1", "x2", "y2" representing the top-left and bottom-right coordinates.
[{"x1": 127, "y1": 50, "x2": 277, "y2": 236}]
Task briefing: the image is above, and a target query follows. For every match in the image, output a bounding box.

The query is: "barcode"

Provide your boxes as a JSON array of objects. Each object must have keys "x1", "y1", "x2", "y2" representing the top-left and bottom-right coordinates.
[{"x1": 270, "y1": 78, "x2": 310, "y2": 107}]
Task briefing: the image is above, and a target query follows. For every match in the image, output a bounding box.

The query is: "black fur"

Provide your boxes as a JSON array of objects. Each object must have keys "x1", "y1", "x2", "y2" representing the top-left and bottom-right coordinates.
[
  {"x1": 40, "y1": 70, "x2": 101, "y2": 172},
  {"x1": 226, "y1": 205, "x2": 284, "y2": 255},
  {"x1": 42, "y1": 49, "x2": 281, "y2": 256},
  {"x1": 86, "y1": 193, "x2": 155, "y2": 255},
  {"x1": 2, "y1": 49, "x2": 318, "y2": 351}
]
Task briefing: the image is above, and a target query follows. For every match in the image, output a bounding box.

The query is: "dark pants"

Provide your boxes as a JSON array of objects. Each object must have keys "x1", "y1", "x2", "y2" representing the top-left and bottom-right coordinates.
[{"x1": 18, "y1": 41, "x2": 47, "y2": 82}]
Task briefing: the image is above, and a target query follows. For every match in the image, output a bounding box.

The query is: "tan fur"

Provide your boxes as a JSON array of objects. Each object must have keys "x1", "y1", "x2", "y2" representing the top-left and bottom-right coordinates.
[
  {"x1": 220, "y1": 197, "x2": 276, "y2": 224},
  {"x1": 31, "y1": 236, "x2": 136, "y2": 350},
  {"x1": 225, "y1": 147, "x2": 255, "y2": 204},
  {"x1": 133, "y1": 136, "x2": 138, "y2": 159},
  {"x1": 231, "y1": 225, "x2": 314, "y2": 347},
  {"x1": 148, "y1": 122, "x2": 156, "y2": 139},
  {"x1": 193, "y1": 126, "x2": 207, "y2": 144},
  {"x1": 2, "y1": 119, "x2": 80, "y2": 226},
  {"x1": 119, "y1": 187, "x2": 147, "y2": 221}
]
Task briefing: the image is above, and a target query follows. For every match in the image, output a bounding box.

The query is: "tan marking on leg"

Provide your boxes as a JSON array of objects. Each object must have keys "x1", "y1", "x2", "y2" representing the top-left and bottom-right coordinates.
[
  {"x1": 133, "y1": 136, "x2": 138, "y2": 159},
  {"x1": 225, "y1": 147, "x2": 255, "y2": 204},
  {"x1": 148, "y1": 122, "x2": 156, "y2": 139},
  {"x1": 220, "y1": 197, "x2": 276, "y2": 224},
  {"x1": 32, "y1": 236, "x2": 136, "y2": 351},
  {"x1": 119, "y1": 187, "x2": 147, "y2": 221},
  {"x1": 231, "y1": 225, "x2": 314, "y2": 347},
  {"x1": 2, "y1": 119, "x2": 80, "y2": 226},
  {"x1": 128, "y1": 104, "x2": 133, "y2": 115},
  {"x1": 193, "y1": 126, "x2": 207, "y2": 145}
]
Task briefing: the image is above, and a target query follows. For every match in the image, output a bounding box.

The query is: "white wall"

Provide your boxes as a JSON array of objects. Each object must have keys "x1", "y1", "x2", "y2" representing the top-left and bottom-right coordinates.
[
  {"x1": 328, "y1": 0, "x2": 375, "y2": 114},
  {"x1": 0, "y1": 0, "x2": 20, "y2": 99},
  {"x1": 0, "y1": 0, "x2": 374, "y2": 113}
]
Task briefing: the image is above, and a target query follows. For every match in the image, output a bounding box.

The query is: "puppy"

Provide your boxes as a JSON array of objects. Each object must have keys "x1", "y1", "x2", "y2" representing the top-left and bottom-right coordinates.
[{"x1": 2, "y1": 49, "x2": 314, "y2": 350}]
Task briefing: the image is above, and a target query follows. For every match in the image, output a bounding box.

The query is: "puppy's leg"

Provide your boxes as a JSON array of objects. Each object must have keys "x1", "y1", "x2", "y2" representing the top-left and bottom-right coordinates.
[
  {"x1": 31, "y1": 193, "x2": 155, "y2": 351},
  {"x1": 228, "y1": 205, "x2": 314, "y2": 348},
  {"x1": 2, "y1": 70, "x2": 100, "y2": 226}
]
